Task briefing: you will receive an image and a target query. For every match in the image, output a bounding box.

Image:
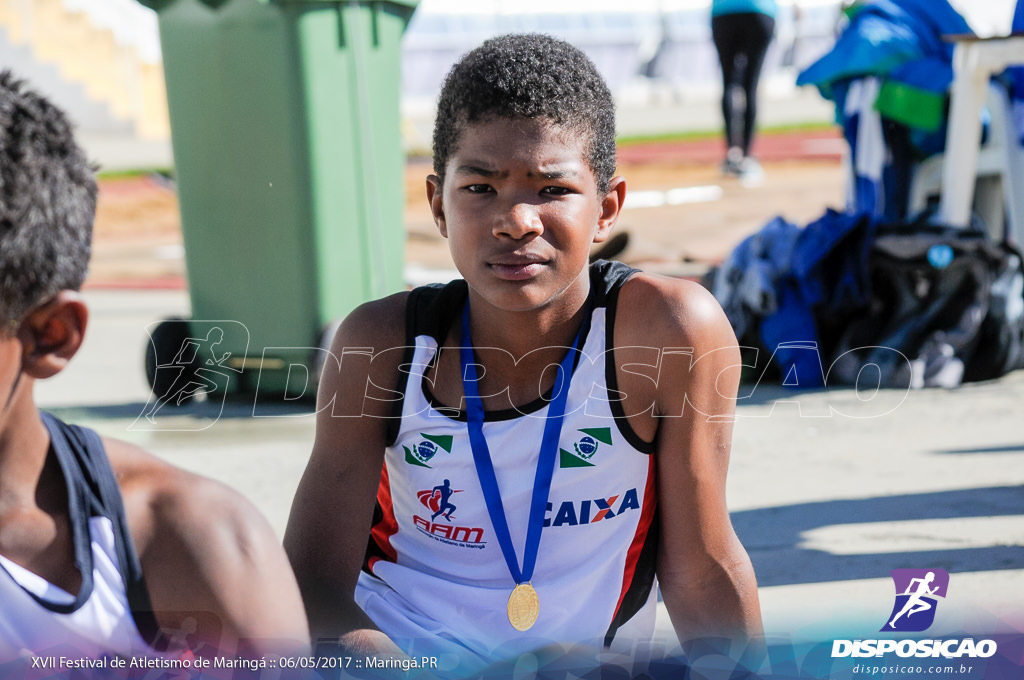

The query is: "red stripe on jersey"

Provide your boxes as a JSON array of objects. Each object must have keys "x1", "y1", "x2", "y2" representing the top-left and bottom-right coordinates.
[
  {"x1": 611, "y1": 455, "x2": 657, "y2": 620},
  {"x1": 369, "y1": 463, "x2": 399, "y2": 571}
]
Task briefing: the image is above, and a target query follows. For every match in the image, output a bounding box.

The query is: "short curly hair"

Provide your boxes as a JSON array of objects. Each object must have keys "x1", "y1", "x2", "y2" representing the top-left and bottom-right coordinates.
[
  {"x1": 432, "y1": 33, "x2": 616, "y2": 194},
  {"x1": 0, "y1": 70, "x2": 95, "y2": 331}
]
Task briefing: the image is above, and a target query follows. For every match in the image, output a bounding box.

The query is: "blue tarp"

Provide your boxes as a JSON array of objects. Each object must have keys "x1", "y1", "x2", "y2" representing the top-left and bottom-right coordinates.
[
  {"x1": 797, "y1": 0, "x2": 972, "y2": 131},
  {"x1": 1009, "y1": 0, "x2": 1024, "y2": 144},
  {"x1": 713, "y1": 210, "x2": 876, "y2": 388},
  {"x1": 796, "y1": 0, "x2": 972, "y2": 219}
]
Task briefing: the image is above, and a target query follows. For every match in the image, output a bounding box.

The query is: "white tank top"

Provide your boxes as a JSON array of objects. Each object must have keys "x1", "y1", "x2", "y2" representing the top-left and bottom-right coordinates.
[
  {"x1": 0, "y1": 413, "x2": 157, "y2": 663},
  {"x1": 356, "y1": 262, "x2": 660, "y2": 668},
  {"x1": 0, "y1": 517, "x2": 149, "y2": 660}
]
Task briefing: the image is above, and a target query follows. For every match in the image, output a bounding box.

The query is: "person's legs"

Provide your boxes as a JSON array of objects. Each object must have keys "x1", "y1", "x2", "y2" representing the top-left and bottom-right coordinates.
[
  {"x1": 737, "y1": 12, "x2": 776, "y2": 157},
  {"x1": 712, "y1": 14, "x2": 745, "y2": 168}
]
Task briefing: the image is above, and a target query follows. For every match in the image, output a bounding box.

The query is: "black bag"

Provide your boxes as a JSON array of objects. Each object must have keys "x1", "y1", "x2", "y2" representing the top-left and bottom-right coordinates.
[
  {"x1": 964, "y1": 240, "x2": 1024, "y2": 381},
  {"x1": 829, "y1": 223, "x2": 1022, "y2": 388}
]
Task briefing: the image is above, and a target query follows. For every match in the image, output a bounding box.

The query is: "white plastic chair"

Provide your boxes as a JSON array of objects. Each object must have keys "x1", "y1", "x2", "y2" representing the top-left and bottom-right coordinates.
[{"x1": 908, "y1": 81, "x2": 1024, "y2": 243}]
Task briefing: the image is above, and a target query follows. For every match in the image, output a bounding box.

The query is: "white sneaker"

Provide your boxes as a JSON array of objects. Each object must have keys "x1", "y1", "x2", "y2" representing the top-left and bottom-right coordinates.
[{"x1": 738, "y1": 157, "x2": 764, "y2": 187}]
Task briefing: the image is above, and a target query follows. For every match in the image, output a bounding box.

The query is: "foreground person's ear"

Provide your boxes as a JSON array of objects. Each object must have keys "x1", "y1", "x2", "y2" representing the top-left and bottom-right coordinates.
[{"x1": 19, "y1": 291, "x2": 89, "y2": 379}]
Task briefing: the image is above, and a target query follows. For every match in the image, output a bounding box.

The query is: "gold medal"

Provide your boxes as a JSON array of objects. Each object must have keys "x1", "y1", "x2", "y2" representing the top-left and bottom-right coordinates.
[{"x1": 507, "y1": 582, "x2": 540, "y2": 631}]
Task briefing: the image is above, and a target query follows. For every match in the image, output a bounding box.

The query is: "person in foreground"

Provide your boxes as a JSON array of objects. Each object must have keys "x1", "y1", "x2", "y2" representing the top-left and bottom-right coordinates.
[
  {"x1": 285, "y1": 34, "x2": 762, "y2": 673},
  {"x1": 0, "y1": 71, "x2": 309, "y2": 661}
]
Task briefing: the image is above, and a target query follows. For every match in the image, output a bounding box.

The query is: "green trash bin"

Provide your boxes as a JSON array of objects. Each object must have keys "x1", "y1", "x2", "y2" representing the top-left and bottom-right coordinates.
[{"x1": 137, "y1": 0, "x2": 417, "y2": 403}]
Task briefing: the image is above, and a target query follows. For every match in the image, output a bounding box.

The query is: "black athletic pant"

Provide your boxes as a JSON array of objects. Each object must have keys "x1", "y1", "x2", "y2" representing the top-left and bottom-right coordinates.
[{"x1": 712, "y1": 12, "x2": 775, "y2": 157}]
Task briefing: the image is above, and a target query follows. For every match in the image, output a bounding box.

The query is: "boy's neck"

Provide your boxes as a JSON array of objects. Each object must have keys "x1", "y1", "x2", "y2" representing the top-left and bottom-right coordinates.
[
  {"x1": 464, "y1": 282, "x2": 591, "y2": 361},
  {"x1": 0, "y1": 391, "x2": 51, "y2": 501}
]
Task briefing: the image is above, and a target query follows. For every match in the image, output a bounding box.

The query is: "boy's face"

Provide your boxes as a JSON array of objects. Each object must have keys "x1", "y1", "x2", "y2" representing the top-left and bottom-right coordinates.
[{"x1": 427, "y1": 116, "x2": 623, "y2": 314}]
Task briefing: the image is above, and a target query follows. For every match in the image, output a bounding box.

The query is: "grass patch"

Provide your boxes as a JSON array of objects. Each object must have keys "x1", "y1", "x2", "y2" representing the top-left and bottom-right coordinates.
[
  {"x1": 97, "y1": 168, "x2": 174, "y2": 181},
  {"x1": 617, "y1": 120, "x2": 836, "y2": 148}
]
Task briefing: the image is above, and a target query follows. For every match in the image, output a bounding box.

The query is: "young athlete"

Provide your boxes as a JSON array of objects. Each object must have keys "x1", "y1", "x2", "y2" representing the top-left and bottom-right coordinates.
[
  {"x1": 285, "y1": 34, "x2": 762, "y2": 671},
  {"x1": 0, "y1": 71, "x2": 309, "y2": 661}
]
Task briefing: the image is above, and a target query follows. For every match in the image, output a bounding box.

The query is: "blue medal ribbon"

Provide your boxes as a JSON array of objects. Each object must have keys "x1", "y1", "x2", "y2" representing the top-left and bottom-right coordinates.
[{"x1": 459, "y1": 301, "x2": 589, "y2": 587}]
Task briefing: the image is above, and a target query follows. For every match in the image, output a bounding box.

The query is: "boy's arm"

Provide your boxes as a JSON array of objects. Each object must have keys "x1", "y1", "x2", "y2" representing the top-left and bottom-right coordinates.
[
  {"x1": 106, "y1": 440, "x2": 311, "y2": 657},
  {"x1": 283, "y1": 294, "x2": 409, "y2": 656},
  {"x1": 624, "y1": 276, "x2": 763, "y2": 655}
]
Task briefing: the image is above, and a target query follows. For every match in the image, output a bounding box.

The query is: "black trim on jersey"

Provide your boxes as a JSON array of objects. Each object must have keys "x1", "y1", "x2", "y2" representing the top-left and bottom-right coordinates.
[
  {"x1": 35, "y1": 412, "x2": 161, "y2": 644},
  {"x1": 361, "y1": 501, "x2": 391, "y2": 577},
  {"x1": 422, "y1": 350, "x2": 551, "y2": 422},
  {"x1": 602, "y1": 263, "x2": 657, "y2": 454},
  {"x1": 2, "y1": 416, "x2": 97, "y2": 615},
  {"x1": 384, "y1": 281, "x2": 469, "y2": 447},
  {"x1": 603, "y1": 509, "x2": 661, "y2": 647},
  {"x1": 420, "y1": 299, "x2": 594, "y2": 422},
  {"x1": 408, "y1": 262, "x2": 636, "y2": 423},
  {"x1": 419, "y1": 306, "x2": 596, "y2": 421}
]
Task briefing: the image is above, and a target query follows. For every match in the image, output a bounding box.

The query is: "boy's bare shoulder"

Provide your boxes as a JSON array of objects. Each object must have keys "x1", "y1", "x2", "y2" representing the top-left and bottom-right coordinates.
[
  {"x1": 319, "y1": 291, "x2": 412, "y2": 417},
  {"x1": 100, "y1": 436, "x2": 310, "y2": 651},
  {"x1": 617, "y1": 271, "x2": 737, "y2": 352},
  {"x1": 100, "y1": 437, "x2": 267, "y2": 549},
  {"x1": 329, "y1": 290, "x2": 410, "y2": 355}
]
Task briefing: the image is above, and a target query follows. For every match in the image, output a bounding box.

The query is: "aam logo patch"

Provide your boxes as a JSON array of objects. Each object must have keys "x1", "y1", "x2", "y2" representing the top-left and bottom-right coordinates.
[
  {"x1": 412, "y1": 480, "x2": 484, "y2": 547},
  {"x1": 559, "y1": 427, "x2": 613, "y2": 468},
  {"x1": 416, "y1": 479, "x2": 461, "y2": 521}
]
